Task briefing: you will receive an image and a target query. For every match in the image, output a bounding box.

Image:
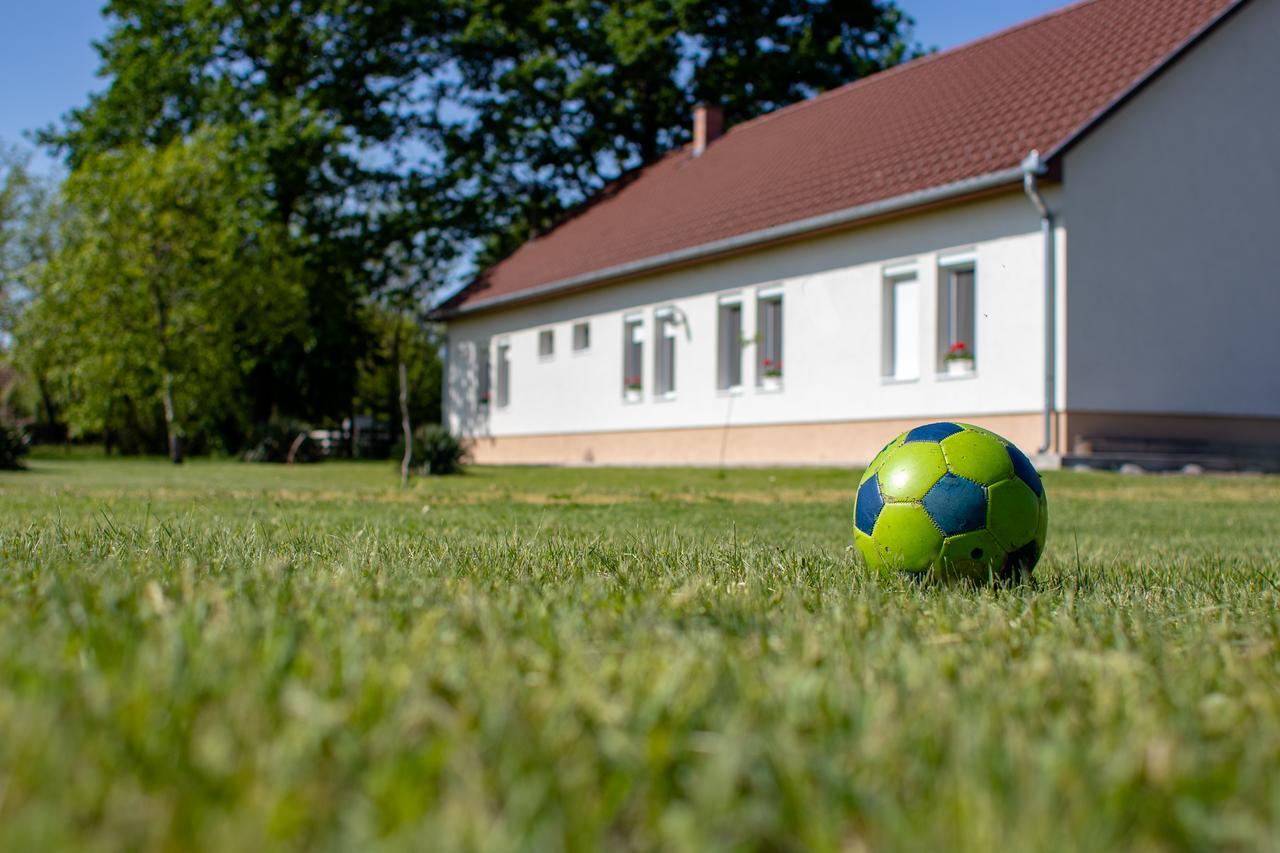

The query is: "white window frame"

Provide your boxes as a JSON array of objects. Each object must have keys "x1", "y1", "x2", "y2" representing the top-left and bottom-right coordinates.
[
  {"x1": 495, "y1": 339, "x2": 511, "y2": 408},
  {"x1": 622, "y1": 315, "x2": 644, "y2": 402},
  {"x1": 756, "y1": 287, "x2": 784, "y2": 391},
  {"x1": 477, "y1": 341, "x2": 491, "y2": 409},
  {"x1": 654, "y1": 307, "x2": 678, "y2": 400},
  {"x1": 717, "y1": 294, "x2": 744, "y2": 393},
  {"x1": 882, "y1": 267, "x2": 920, "y2": 382},
  {"x1": 937, "y1": 256, "x2": 977, "y2": 376},
  {"x1": 572, "y1": 321, "x2": 591, "y2": 353}
]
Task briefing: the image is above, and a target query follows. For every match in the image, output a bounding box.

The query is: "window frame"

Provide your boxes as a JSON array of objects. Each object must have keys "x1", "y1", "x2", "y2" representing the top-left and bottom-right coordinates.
[
  {"x1": 477, "y1": 340, "x2": 492, "y2": 409},
  {"x1": 537, "y1": 328, "x2": 555, "y2": 360},
  {"x1": 937, "y1": 256, "x2": 977, "y2": 375},
  {"x1": 622, "y1": 314, "x2": 644, "y2": 402},
  {"x1": 654, "y1": 307, "x2": 678, "y2": 400},
  {"x1": 716, "y1": 295, "x2": 744, "y2": 393},
  {"x1": 572, "y1": 321, "x2": 591, "y2": 353},
  {"x1": 882, "y1": 266, "x2": 921, "y2": 383},
  {"x1": 756, "y1": 287, "x2": 784, "y2": 390},
  {"x1": 495, "y1": 339, "x2": 511, "y2": 408}
]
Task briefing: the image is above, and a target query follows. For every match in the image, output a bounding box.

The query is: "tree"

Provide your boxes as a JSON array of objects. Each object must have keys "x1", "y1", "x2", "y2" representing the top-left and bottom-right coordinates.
[
  {"x1": 17, "y1": 131, "x2": 305, "y2": 460},
  {"x1": 432, "y1": 0, "x2": 918, "y2": 264},
  {"x1": 42, "y1": 0, "x2": 452, "y2": 425},
  {"x1": 0, "y1": 144, "x2": 52, "y2": 339},
  {"x1": 1, "y1": 144, "x2": 66, "y2": 436},
  {"x1": 37, "y1": 0, "x2": 917, "y2": 442}
]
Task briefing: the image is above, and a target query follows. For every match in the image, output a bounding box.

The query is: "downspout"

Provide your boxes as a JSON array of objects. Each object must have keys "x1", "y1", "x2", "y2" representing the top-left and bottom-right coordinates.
[{"x1": 1021, "y1": 150, "x2": 1056, "y2": 456}]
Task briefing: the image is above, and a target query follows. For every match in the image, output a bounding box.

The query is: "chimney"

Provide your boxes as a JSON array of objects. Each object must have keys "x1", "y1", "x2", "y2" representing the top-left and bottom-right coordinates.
[{"x1": 692, "y1": 103, "x2": 725, "y2": 156}]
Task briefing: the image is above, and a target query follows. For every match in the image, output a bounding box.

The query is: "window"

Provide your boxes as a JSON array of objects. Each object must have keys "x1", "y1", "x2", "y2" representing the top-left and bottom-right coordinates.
[
  {"x1": 757, "y1": 291, "x2": 783, "y2": 387},
  {"x1": 883, "y1": 272, "x2": 920, "y2": 380},
  {"x1": 623, "y1": 316, "x2": 644, "y2": 400},
  {"x1": 717, "y1": 299, "x2": 743, "y2": 391},
  {"x1": 495, "y1": 341, "x2": 511, "y2": 407},
  {"x1": 538, "y1": 329, "x2": 554, "y2": 358},
  {"x1": 655, "y1": 310, "x2": 677, "y2": 397},
  {"x1": 572, "y1": 321, "x2": 590, "y2": 351},
  {"x1": 477, "y1": 342, "x2": 491, "y2": 408},
  {"x1": 938, "y1": 264, "x2": 976, "y2": 372}
]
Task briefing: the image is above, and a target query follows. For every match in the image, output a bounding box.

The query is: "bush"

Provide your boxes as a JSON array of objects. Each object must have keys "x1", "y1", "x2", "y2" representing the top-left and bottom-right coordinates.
[
  {"x1": 393, "y1": 424, "x2": 467, "y2": 475},
  {"x1": 243, "y1": 418, "x2": 322, "y2": 464},
  {"x1": 0, "y1": 423, "x2": 29, "y2": 470}
]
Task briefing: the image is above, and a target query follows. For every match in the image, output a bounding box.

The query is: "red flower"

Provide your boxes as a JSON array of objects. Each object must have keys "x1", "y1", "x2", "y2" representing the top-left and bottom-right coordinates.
[
  {"x1": 949, "y1": 341, "x2": 969, "y2": 354},
  {"x1": 763, "y1": 358, "x2": 773, "y2": 367}
]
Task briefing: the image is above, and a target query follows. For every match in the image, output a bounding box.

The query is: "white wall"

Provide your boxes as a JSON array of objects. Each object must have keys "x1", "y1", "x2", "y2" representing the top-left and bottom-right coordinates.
[
  {"x1": 1062, "y1": 0, "x2": 1280, "y2": 417},
  {"x1": 446, "y1": 191, "x2": 1056, "y2": 438}
]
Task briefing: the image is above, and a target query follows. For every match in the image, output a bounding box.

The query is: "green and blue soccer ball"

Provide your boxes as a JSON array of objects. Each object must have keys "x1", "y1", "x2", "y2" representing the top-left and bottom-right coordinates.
[{"x1": 853, "y1": 422, "x2": 1047, "y2": 580}]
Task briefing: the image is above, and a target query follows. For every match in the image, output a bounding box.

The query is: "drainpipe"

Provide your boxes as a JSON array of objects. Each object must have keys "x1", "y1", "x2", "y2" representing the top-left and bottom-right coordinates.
[{"x1": 1021, "y1": 149, "x2": 1056, "y2": 456}]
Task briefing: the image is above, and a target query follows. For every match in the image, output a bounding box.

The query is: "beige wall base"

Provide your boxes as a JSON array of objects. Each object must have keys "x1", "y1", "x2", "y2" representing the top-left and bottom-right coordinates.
[
  {"x1": 466, "y1": 414, "x2": 1046, "y2": 467},
  {"x1": 1062, "y1": 411, "x2": 1280, "y2": 451},
  {"x1": 466, "y1": 411, "x2": 1280, "y2": 467}
]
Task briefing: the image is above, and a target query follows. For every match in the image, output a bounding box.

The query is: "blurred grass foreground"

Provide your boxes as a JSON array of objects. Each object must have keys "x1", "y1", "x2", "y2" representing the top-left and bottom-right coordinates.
[{"x1": 2, "y1": 455, "x2": 1280, "y2": 849}]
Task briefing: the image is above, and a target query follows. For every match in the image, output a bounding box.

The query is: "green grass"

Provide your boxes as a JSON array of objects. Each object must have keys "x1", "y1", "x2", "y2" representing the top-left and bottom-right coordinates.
[{"x1": 2, "y1": 456, "x2": 1280, "y2": 850}]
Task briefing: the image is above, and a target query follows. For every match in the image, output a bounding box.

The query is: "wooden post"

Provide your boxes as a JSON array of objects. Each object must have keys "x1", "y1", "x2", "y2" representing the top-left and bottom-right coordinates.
[
  {"x1": 399, "y1": 361, "x2": 412, "y2": 487},
  {"x1": 162, "y1": 370, "x2": 182, "y2": 464}
]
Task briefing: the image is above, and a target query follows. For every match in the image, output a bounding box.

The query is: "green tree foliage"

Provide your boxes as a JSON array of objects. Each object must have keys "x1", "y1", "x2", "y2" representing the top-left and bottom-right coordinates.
[
  {"x1": 16, "y1": 132, "x2": 304, "y2": 459},
  {"x1": 42, "y1": 0, "x2": 451, "y2": 423},
  {"x1": 32, "y1": 0, "x2": 915, "y2": 445},
  {"x1": 0, "y1": 145, "x2": 54, "y2": 338},
  {"x1": 1, "y1": 145, "x2": 65, "y2": 435},
  {"x1": 433, "y1": 0, "x2": 918, "y2": 262}
]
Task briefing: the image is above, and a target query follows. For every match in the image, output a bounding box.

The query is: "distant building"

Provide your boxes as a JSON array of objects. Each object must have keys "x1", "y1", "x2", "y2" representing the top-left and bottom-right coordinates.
[{"x1": 435, "y1": 0, "x2": 1280, "y2": 466}]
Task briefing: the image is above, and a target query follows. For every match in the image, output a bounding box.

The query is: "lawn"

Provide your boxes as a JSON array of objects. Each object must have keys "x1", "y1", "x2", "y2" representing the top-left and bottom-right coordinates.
[{"x1": 2, "y1": 455, "x2": 1280, "y2": 850}]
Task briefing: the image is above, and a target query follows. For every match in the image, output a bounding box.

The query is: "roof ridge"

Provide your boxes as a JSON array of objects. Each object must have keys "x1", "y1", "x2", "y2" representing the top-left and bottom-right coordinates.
[{"x1": 721, "y1": 0, "x2": 1104, "y2": 139}]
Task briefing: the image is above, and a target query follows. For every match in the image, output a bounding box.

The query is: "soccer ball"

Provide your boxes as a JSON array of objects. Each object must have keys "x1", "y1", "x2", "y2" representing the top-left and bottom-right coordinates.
[{"x1": 853, "y1": 422, "x2": 1047, "y2": 580}]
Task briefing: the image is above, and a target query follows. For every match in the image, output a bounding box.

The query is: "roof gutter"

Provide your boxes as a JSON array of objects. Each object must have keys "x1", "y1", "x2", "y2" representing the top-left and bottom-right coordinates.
[{"x1": 441, "y1": 166, "x2": 1026, "y2": 318}]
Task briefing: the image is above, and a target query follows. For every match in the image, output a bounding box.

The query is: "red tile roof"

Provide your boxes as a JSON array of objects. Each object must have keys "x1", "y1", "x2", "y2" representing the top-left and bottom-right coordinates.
[{"x1": 447, "y1": 0, "x2": 1241, "y2": 315}]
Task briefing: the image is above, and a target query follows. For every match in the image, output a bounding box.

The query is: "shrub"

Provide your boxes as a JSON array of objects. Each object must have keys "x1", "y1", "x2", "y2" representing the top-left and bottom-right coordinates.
[
  {"x1": 243, "y1": 418, "x2": 322, "y2": 464},
  {"x1": 0, "y1": 424, "x2": 29, "y2": 470},
  {"x1": 393, "y1": 424, "x2": 468, "y2": 475}
]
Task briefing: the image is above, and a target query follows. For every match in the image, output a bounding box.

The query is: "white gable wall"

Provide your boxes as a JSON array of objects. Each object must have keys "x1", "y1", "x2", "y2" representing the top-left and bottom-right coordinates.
[
  {"x1": 445, "y1": 190, "x2": 1056, "y2": 443},
  {"x1": 1062, "y1": 0, "x2": 1280, "y2": 418}
]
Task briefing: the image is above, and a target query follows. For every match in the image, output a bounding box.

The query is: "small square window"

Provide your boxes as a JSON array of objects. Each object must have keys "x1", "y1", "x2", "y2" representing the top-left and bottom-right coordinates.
[
  {"x1": 572, "y1": 322, "x2": 590, "y2": 351},
  {"x1": 538, "y1": 329, "x2": 554, "y2": 358}
]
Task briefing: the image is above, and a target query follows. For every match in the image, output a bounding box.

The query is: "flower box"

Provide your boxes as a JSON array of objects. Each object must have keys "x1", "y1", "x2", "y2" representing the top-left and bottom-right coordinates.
[
  {"x1": 760, "y1": 358, "x2": 783, "y2": 390},
  {"x1": 943, "y1": 342, "x2": 974, "y2": 376}
]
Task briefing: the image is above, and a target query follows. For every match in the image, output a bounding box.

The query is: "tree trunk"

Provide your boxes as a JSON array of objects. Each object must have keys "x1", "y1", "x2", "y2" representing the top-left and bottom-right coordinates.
[
  {"x1": 162, "y1": 371, "x2": 182, "y2": 464},
  {"x1": 399, "y1": 361, "x2": 411, "y2": 487}
]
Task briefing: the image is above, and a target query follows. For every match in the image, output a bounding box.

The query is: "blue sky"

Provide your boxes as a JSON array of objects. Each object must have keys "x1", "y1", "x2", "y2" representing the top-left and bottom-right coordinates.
[{"x1": 0, "y1": 0, "x2": 1068, "y2": 175}]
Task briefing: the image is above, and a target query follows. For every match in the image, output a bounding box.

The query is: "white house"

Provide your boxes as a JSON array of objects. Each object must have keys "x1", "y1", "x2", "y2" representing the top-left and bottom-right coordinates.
[{"x1": 435, "y1": 0, "x2": 1280, "y2": 467}]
